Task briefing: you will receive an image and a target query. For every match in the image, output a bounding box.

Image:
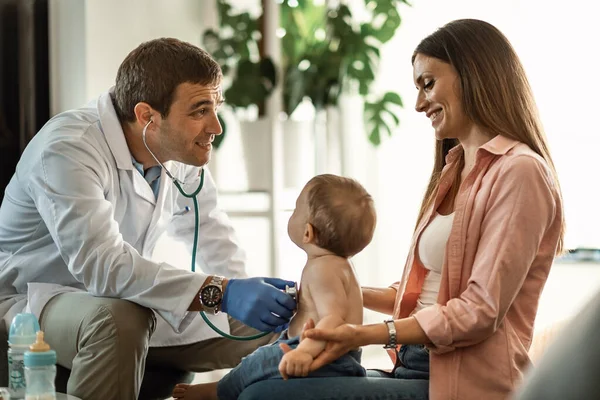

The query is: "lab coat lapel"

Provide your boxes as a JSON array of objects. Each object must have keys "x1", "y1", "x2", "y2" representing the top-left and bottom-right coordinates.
[
  {"x1": 97, "y1": 91, "x2": 157, "y2": 206},
  {"x1": 131, "y1": 170, "x2": 157, "y2": 205}
]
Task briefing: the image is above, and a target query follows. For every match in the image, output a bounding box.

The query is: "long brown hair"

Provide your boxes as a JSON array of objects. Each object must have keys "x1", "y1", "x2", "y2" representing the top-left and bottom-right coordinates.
[{"x1": 412, "y1": 19, "x2": 564, "y2": 253}]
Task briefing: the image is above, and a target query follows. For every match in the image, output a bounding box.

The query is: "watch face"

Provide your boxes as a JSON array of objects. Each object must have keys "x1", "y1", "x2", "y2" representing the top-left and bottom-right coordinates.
[{"x1": 201, "y1": 285, "x2": 222, "y2": 308}]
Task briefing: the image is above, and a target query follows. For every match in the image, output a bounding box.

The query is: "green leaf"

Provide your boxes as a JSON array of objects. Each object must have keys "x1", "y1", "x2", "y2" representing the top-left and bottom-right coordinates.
[
  {"x1": 337, "y1": 4, "x2": 353, "y2": 19},
  {"x1": 383, "y1": 92, "x2": 403, "y2": 106},
  {"x1": 283, "y1": 65, "x2": 307, "y2": 115},
  {"x1": 259, "y1": 58, "x2": 277, "y2": 91},
  {"x1": 369, "y1": 129, "x2": 381, "y2": 146},
  {"x1": 225, "y1": 58, "x2": 277, "y2": 109},
  {"x1": 361, "y1": 0, "x2": 407, "y2": 44},
  {"x1": 385, "y1": 107, "x2": 400, "y2": 125},
  {"x1": 364, "y1": 91, "x2": 403, "y2": 146},
  {"x1": 364, "y1": 43, "x2": 381, "y2": 58}
]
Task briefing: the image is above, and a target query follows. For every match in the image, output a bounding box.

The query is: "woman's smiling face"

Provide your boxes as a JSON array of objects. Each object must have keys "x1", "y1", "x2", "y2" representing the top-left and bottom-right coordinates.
[{"x1": 413, "y1": 53, "x2": 473, "y2": 141}]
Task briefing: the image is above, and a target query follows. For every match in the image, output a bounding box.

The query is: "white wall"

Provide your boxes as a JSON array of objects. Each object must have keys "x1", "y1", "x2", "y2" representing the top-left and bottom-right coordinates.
[
  {"x1": 48, "y1": 0, "x2": 87, "y2": 115},
  {"x1": 49, "y1": 0, "x2": 213, "y2": 114}
]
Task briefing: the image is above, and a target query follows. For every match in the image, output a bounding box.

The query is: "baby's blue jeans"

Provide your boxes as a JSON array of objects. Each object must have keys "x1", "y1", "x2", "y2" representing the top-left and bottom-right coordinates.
[{"x1": 217, "y1": 332, "x2": 365, "y2": 400}]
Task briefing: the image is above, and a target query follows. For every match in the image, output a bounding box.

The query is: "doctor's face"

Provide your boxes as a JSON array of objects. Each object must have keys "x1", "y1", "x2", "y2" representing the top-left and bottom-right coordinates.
[{"x1": 154, "y1": 82, "x2": 223, "y2": 167}]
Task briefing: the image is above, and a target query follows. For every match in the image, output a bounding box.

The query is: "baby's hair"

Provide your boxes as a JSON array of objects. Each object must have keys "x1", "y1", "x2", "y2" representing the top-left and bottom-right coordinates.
[{"x1": 305, "y1": 174, "x2": 376, "y2": 258}]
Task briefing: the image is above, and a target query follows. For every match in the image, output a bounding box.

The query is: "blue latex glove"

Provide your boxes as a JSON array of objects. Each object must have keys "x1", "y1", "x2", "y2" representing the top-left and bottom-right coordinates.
[
  {"x1": 273, "y1": 322, "x2": 289, "y2": 334},
  {"x1": 222, "y1": 277, "x2": 297, "y2": 332}
]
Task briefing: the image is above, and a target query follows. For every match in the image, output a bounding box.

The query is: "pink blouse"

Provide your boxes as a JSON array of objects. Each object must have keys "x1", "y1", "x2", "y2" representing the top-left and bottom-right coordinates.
[{"x1": 390, "y1": 135, "x2": 563, "y2": 400}]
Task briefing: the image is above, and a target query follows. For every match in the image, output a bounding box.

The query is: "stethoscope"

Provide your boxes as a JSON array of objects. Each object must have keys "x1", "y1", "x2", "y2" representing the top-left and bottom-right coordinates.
[{"x1": 142, "y1": 120, "x2": 296, "y2": 341}]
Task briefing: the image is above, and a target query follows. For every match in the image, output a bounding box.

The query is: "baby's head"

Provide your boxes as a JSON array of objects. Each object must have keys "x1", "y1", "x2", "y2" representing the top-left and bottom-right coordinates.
[{"x1": 288, "y1": 174, "x2": 376, "y2": 258}]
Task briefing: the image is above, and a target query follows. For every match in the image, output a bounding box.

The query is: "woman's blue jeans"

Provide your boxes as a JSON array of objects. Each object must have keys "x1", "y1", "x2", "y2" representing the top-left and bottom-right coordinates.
[{"x1": 238, "y1": 344, "x2": 430, "y2": 400}]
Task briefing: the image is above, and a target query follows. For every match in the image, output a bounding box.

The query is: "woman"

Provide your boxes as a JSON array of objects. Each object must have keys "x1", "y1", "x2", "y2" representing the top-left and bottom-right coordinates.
[{"x1": 240, "y1": 18, "x2": 564, "y2": 400}]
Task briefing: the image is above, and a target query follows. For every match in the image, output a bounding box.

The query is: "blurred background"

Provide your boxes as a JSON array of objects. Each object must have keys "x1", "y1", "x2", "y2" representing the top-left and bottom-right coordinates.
[{"x1": 2, "y1": 0, "x2": 599, "y2": 382}]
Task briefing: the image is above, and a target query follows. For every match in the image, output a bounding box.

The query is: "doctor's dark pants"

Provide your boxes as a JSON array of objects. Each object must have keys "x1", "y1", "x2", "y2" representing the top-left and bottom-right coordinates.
[{"x1": 39, "y1": 292, "x2": 275, "y2": 400}]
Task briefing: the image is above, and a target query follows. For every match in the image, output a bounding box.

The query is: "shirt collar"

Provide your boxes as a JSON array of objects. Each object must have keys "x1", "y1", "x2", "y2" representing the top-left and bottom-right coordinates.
[
  {"x1": 97, "y1": 89, "x2": 134, "y2": 170},
  {"x1": 445, "y1": 142, "x2": 463, "y2": 164},
  {"x1": 445, "y1": 135, "x2": 520, "y2": 164},
  {"x1": 131, "y1": 157, "x2": 145, "y2": 175},
  {"x1": 131, "y1": 157, "x2": 161, "y2": 179},
  {"x1": 479, "y1": 134, "x2": 519, "y2": 155}
]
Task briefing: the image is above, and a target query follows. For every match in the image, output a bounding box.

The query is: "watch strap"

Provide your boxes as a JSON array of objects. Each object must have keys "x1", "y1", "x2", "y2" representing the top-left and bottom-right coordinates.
[
  {"x1": 208, "y1": 275, "x2": 224, "y2": 288},
  {"x1": 383, "y1": 319, "x2": 397, "y2": 349}
]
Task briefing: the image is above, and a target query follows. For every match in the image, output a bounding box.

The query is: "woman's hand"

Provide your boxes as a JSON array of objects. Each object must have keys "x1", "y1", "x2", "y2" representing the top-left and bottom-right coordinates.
[
  {"x1": 300, "y1": 316, "x2": 429, "y2": 371},
  {"x1": 303, "y1": 323, "x2": 363, "y2": 371},
  {"x1": 362, "y1": 286, "x2": 397, "y2": 314}
]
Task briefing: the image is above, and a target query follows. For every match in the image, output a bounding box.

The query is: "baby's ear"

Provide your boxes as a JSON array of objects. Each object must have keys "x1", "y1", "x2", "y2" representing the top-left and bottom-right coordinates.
[{"x1": 303, "y1": 223, "x2": 316, "y2": 244}]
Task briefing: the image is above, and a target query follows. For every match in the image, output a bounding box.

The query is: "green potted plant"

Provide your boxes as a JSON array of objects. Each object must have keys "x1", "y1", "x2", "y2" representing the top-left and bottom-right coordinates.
[
  {"x1": 203, "y1": 1, "x2": 277, "y2": 114},
  {"x1": 203, "y1": 0, "x2": 278, "y2": 190},
  {"x1": 204, "y1": 0, "x2": 409, "y2": 188},
  {"x1": 280, "y1": 0, "x2": 409, "y2": 145}
]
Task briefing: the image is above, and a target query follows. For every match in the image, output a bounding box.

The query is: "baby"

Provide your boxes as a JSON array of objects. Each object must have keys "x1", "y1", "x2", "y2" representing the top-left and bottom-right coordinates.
[{"x1": 174, "y1": 174, "x2": 377, "y2": 400}]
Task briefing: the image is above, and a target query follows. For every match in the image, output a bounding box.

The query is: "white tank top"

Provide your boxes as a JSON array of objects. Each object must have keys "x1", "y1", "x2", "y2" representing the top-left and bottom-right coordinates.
[{"x1": 414, "y1": 212, "x2": 455, "y2": 313}]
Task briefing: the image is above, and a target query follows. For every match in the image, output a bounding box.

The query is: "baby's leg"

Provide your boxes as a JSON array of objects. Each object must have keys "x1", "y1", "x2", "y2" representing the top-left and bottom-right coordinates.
[
  {"x1": 217, "y1": 342, "x2": 287, "y2": 399},
  {"x1": 172, "y1": 382, "x2": 217, "y2": 400}
]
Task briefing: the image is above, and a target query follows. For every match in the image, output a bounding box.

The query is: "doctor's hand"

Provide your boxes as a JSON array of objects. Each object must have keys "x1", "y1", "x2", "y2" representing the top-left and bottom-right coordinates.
[{"x1": 221, "y1": 277, "x2": 297, "y2": 332}]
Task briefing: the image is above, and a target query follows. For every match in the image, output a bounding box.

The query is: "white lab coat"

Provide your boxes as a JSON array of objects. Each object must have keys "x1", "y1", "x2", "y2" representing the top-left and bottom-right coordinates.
[{"x1": 0, "y1": 91, "x2": 248, "y2": 346}]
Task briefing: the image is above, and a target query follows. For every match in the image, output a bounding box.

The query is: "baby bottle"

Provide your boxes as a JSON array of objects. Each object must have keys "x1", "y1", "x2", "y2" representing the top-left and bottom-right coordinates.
[
  {"x1": 7, "y1": 314, "x2": 40, "y2": 399},
  {"x1": 23, "y1": 332, "x2": 56, "y2": 400}
]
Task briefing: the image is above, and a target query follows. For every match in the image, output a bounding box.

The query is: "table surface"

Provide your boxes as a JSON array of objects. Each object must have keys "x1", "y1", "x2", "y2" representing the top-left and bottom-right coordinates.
[{"x1": 56, "y1": 394, "x2": 82, "y2": 400}]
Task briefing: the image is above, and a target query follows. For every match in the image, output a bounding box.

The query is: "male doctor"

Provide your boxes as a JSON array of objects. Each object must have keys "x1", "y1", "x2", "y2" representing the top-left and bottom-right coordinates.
[{"x1": 0, "y1": 38, "x2": 296, "y2": 400}]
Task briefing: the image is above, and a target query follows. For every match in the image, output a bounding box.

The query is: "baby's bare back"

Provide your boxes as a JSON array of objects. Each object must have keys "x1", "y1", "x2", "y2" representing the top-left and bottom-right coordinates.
[{"x1": 288, "y1": 256, "x2": 363, "y2": 338}]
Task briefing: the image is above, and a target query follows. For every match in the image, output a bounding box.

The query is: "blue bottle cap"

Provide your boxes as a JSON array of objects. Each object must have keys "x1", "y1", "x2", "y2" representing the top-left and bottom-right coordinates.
[
  {"x1": 24, "y1": 350, "x2": 57, "y2": 367},
  {"x1": 24, "y1": 331, "x2": 56, "y2": 367},
  {"x1": 8, "y1": 313, "x2": 40, "y2": 346}
]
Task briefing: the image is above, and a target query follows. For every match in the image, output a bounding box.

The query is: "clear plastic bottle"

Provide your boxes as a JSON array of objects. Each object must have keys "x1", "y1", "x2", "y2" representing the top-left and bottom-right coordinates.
[
  {"x1": 23, "y1": 332, "x2": 56, "y2": 400},
  {"x1": 7, "y1": 314, "x2": 40, "y2": 399}
]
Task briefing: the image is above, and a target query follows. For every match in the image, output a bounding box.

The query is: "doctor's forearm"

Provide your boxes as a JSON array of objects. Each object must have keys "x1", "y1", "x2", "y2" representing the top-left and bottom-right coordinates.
[{"x1": 187, "y1": 276, "x2": 229, "y2": 311}]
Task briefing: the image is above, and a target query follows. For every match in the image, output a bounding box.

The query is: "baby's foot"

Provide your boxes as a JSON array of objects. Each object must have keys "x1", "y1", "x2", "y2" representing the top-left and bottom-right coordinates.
[{"x1": 173, "y1": 382, "x2": 218, "y2": 400}]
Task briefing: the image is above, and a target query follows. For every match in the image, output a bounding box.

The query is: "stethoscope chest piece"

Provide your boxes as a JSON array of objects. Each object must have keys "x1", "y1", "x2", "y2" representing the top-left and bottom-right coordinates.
[{"x1": 285, "y1": 283, "x2": 298, "y2": 303}]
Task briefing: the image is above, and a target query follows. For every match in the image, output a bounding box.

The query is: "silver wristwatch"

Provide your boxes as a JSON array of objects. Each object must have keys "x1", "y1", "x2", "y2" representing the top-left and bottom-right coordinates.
[
  {"x1": 199, "y1": 276, "x2": 225, "y2": 315},
  {"x1": 383, "y1": 319, "x2": 397, "y2": 349}
]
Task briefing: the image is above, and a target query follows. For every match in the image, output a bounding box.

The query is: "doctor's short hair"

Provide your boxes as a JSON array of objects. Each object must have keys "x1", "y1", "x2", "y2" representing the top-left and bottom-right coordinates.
[
  {"x1": 306, "y1": 174, "x2": 376, "y2": 258},
  {"x1": 113, "y1": 38, "x2": 222, "y2": 123}
]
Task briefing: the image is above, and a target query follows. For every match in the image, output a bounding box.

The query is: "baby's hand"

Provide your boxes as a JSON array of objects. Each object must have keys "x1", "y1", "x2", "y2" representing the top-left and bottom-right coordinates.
[{"x1": 278, "y1": 347, "x2": 314, "y2": 380}]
